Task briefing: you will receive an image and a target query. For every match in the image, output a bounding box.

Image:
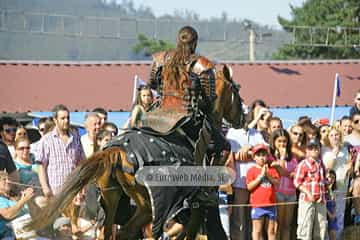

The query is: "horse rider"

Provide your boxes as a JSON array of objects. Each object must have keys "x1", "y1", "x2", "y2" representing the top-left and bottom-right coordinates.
[
  {"x1": 147, "y1": 26, "x2": 216, "y2": 128},
  {"x1": 147, "y1": 26, "x2": 229, "y2": 240}
]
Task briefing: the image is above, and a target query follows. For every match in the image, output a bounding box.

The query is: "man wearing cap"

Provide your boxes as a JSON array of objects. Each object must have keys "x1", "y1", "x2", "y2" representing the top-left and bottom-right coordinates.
[{"x1": 294, "y1": 139, "x2": 327, "y2": 240}]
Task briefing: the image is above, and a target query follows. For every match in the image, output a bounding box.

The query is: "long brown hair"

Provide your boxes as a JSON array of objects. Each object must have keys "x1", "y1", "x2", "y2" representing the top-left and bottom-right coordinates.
[
  {"x1": 134, "y1": 85, "x2": 154, "y2": 110},
  {"x1": 269, "y1": 129, "x2": 293, "y2": 161},
  {"x1": 170, "y1": 26, "x2": 198, "y2": 67},
  {"x1": 162, "y1": 26, "x2": 198, "y2": 93}
]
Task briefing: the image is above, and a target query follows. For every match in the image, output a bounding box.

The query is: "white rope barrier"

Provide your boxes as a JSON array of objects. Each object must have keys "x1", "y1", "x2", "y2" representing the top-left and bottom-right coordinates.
[
  {"x1": 8, "y1": 180, "x2": 360, "y2": 207},
  {"x1": 8, "y1": 180, "x2": 43, "y2": 189},
  {"x1": 8, "y1": 180, "x2": 121, "y2": 192},
  {"x1": 220, "y1": 194, "x2": 360, "y2": 207}
]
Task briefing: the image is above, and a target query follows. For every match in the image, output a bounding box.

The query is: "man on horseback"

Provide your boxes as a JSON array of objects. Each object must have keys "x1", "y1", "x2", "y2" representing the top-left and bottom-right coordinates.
[
  {"x1": 145, "y1": 26, "x2": 229, "y2": 240},
  {"x1": 29, "y1": 26, "x2": 240, "y2": 240},
  {"x1": 146, "y1": 25, "x2": 217, "y2": 133}
]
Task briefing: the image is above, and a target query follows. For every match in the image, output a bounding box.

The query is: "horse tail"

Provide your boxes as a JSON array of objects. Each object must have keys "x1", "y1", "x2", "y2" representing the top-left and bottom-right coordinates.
[{"x1": 28, "y1": 149, "x2": 111, "y2": 230}]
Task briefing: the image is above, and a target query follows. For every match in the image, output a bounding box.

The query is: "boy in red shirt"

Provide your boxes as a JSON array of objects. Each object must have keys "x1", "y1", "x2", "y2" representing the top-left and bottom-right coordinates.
[{"x1": 246, "y1": 144, "x2": 280, "y2": 240}]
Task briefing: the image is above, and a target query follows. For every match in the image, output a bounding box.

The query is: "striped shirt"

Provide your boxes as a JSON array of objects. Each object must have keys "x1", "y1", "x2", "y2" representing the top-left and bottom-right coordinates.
[
  {"x1": 36, "y1": 128, "x2": 85, "y2": 194},
  {"x1": 293, "y1": 157, "x2": 326, "y2": 203}
]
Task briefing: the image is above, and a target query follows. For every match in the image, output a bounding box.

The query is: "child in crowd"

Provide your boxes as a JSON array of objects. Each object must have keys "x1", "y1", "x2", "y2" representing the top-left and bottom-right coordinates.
[
  {"x1": 269, "y1": 129, "x2": 298, "y2": 240},
  {"x1": 130, "y1": 85, "x2": 154, "y2": 128},
  {"x1": 326, "y1": 169, "x2": 338, "y2": 240},
  {"x1": 246, "y1": 144, "x2": 280, "y2": 240},
  {"x1": 294, "y1": 139, "x2": 327, "y2": 240},
  {"x1": 94, "y1": 129, "x2": 113, "y2": 152}
]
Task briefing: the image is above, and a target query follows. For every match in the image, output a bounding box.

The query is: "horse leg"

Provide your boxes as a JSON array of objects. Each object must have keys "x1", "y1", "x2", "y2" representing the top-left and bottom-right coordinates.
[
  {"x1": 178, "y1": 205, "x2": 205, "y2": 240},
  {"x1": 100, "y1": 188, "x2": 121, "y2": 240},
  {"x1": 116, "y1": 173, "x2": 152, "y2": 239},
  {"x1": 97, "y1": 169, "x2": 122, "y2": 240},
  {"x1": 119, "y1": 186, "x2": 152, "y2": 239}
]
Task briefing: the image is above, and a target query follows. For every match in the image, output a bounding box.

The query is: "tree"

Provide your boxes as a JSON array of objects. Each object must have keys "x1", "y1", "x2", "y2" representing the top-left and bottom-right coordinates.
[
  {"x1": 274, "y1": 0, "x2": 360, "y2": 59},
  {"x1": 132, "y1": 34, "x2": 175, "y2": 57}
]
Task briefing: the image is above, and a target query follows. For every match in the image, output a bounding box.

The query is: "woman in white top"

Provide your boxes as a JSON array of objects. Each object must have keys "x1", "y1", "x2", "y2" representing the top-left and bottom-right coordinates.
[{"x1": 321, "y1": 126, "x2": 352, "y2": 238}]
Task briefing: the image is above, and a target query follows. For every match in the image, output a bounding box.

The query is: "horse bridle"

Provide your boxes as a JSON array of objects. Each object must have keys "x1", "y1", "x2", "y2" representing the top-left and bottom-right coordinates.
[{"x1": 226, "y1": 77, "x2": 241, "y2": 106}]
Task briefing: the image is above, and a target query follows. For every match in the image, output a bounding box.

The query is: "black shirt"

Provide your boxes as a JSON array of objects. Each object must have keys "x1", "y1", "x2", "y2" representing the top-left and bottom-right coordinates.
[{"x1": 0, "y1": 139, "x2": 16, "y2": 174}]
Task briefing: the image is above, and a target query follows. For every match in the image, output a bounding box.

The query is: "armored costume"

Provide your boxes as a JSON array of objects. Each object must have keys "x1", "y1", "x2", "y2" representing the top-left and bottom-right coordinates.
[
  {"x1": 150, "y1": 51, "x2": 216, "y2": 115},
  {"x1": 144, "y1": 26, "x2": 217, "y2": 133}
]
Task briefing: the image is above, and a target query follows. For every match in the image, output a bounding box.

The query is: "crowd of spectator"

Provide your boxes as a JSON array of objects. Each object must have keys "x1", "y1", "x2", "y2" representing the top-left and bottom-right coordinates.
[
  {"x1": 0, "y1": 88, "x2": 359, "y2": 240},
  {"x1": 0, "y1": 105, "x2": 118, "y2": 239},
  {"x1": 223, "y1": 89, "x2": 360, "y2": 240}
]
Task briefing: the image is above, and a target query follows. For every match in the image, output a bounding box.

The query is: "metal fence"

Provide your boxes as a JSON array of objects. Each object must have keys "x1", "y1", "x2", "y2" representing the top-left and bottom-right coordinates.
[
  {"x1": 0, "y1": 9, "x2": 248, "y2": 41},
  {"x1": 0, "y1": 9, "x2": 291, "y2": 60},
  {"x1": 291, "y1": 25, "x2": 360, "y2": 48}
]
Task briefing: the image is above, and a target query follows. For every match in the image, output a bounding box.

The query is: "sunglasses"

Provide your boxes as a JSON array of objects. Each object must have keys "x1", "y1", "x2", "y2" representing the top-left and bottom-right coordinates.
[
  {"x1": 4, "y1": 127, "x2": 17, "y2": 133},
  {"x1": 292, "y1": 131, "x2": 303, "y2": 137},
  {"x1": 17, "y1": 146, "x2": 30, "y2": 151}
]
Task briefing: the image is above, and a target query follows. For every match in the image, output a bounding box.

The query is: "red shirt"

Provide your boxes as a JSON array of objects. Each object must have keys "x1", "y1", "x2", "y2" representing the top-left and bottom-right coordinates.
[
  {"x1": 246, "y1": 165, "x2": 280, "y2": 207},
  {"x1": 293, "y1": 157, "x2": 326, "y2": 203}
]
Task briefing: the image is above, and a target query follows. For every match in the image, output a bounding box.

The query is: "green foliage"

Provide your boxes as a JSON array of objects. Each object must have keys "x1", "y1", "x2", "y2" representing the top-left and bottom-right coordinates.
[
  {"x1": 132, "y1": 34, "x2": 175, "y2": 57},
  {"x1": 274, "y1": 0, "x2": 360, "y2": 59}
]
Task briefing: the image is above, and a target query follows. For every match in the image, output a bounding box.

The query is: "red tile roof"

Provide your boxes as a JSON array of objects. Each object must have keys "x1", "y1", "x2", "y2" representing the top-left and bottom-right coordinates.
[{"x1": 1, "y1": 60, "x2": 359, "y2": 112}]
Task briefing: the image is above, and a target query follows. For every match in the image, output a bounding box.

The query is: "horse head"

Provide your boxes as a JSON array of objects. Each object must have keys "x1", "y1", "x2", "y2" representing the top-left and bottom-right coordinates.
[{"x1": 213, "y1": 64, "x2": 245, "y2": 130}]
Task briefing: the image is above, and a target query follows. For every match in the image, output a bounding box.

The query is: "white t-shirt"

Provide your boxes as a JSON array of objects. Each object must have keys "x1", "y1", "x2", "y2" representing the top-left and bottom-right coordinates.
[
  {"x1": 81, "y1": 134, "x2": 94, "y2": 158},
  {"x1": 321, "y1": 146, "x2": 350, "y2": 192},
  {"x1": 344, "y1": 133, "x2": 360, "y2": 147},
  {"x1": 226, "y1": 128, "x2": 265, "y2": 188}
]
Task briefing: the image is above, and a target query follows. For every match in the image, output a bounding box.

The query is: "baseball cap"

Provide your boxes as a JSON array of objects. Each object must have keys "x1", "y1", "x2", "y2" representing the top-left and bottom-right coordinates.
[
  {"x1": 306, "y1": 139, "x2": 321, "y2": 148},
  {"x1": 252, "y1": 144, "x2": 269, "y2": 155},
  {"x1": 319, "y1": 118, "x2": 329, "y2": 126}
]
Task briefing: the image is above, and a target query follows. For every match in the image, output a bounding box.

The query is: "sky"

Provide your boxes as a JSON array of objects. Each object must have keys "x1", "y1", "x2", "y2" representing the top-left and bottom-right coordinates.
[{"x1": 127, "y1": 0, "x2": 305, "y2": 29}]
